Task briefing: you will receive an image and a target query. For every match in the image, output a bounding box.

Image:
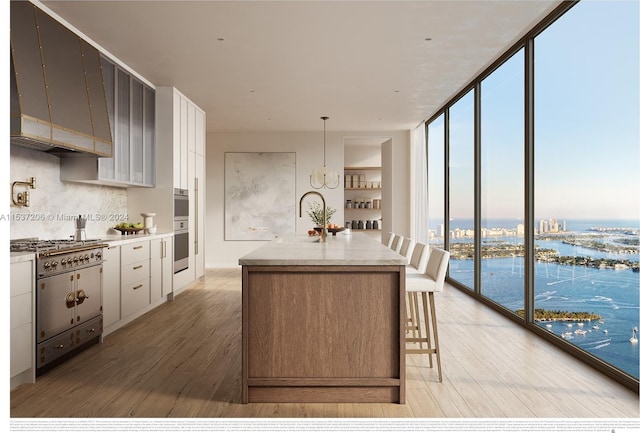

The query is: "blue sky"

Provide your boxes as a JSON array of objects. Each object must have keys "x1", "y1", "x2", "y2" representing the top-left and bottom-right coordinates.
[{"x1": 430, "y1": 0, "x2": 639, "y2": 223}]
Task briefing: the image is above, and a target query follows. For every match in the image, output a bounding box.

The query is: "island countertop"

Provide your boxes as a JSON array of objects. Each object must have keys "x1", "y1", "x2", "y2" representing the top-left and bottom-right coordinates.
[{"x1": 238, "y1": 232, "x2": 407, "y2": 266}]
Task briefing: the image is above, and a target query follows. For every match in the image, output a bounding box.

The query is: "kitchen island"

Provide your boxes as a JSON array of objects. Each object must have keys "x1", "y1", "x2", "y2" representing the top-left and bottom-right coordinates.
[{"x1": 239, "y1": 233, "x2": 407, "y2": 404}]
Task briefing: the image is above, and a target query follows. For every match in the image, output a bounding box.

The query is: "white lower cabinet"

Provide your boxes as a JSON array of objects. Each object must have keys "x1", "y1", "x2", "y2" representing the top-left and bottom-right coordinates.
[
  {"x1": 104, "y1": 235, "x2": 173, "y2": 336},
  {"x1": 162, "y1": 237, "x2": 173, "y2": 297},
  {"x1": 10, "y1": 258, "x2": 35, "y2": 389},
  {"x1": 151, "y1": 235, "x2": 173, "y2": 300},
  {"x1": 102, "y1": 245, "x2": 121, "y2": 328},
  {"x1": 120, "y1": 242, "x2": 150, "y2": 320}
]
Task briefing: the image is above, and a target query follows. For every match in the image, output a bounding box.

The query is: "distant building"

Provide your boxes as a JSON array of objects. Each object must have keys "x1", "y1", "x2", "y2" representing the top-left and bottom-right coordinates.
[
  {"x1": 517, "y1": 224, "x2": 525, "y2": 236},
  {"x1": 539, "y1": 219, "x2": 549, "y2": 234}
]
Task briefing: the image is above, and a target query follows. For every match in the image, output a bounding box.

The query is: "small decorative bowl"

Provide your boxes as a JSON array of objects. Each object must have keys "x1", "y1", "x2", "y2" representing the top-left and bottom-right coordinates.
[
  {"x1": 115, "y1": 227, "x2": 144, "y2": 235},
  {"x1": 328, "y1": 227, "x2": 346, "y2": 236}
]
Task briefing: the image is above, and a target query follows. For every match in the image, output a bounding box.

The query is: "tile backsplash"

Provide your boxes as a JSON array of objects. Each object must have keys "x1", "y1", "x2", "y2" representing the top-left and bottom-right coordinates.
[{"x1": 10, "y1": 146, "x2": 127, "y2": 240}]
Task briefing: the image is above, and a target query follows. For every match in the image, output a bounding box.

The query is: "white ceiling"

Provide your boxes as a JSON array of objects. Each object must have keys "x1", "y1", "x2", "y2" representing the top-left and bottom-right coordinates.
[{"x1": 38, "y1": 0, "x2": 561, "y2": 133}]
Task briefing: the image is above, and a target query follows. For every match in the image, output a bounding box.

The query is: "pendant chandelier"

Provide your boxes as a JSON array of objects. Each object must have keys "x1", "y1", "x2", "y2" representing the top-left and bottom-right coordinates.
[{"x1": 310, "y1": 116, "x2": 340, "y2": 189}]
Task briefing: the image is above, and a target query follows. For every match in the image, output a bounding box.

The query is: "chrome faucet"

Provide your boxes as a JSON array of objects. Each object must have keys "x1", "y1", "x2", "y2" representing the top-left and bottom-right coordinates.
[{"x1": 299, "y1": 190, "x2": 327, "y2": 242}]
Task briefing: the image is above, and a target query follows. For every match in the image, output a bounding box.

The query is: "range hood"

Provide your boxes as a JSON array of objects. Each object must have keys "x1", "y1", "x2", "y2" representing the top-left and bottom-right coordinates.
[{"x1": 10, "y1": 1, "x2": 112, "y2": 157}]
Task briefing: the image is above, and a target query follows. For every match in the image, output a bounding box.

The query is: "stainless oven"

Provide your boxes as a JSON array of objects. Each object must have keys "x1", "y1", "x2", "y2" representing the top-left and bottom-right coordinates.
[
  {"x1": 10, "y1": 239, "x2": 106, "y2": 375},
  {"x1": 174, "y1": 220, "x2": 189, "y2": 273},
  {"x1": 174, "y1": 188, "x2": 189, "y2": 273},
  {"x1": 174, "y1": 188, "x2": 188, "y2": 221}
]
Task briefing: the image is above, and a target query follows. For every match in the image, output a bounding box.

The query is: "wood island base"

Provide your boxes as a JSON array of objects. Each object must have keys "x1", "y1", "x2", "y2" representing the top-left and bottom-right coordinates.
[{"x1": 242, "y1": 264, "x2": 405, "y2": 404}]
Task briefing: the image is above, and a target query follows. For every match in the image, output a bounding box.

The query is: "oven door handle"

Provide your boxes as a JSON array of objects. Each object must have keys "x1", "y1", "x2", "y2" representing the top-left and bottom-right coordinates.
[{"x1": 76, "y1": 289, "x2": 88, "y2": 305}]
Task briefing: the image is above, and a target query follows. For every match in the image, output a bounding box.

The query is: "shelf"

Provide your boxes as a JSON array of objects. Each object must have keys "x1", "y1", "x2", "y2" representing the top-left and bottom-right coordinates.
[
  {"x1": 350, "y1": 229, "x2": 382, "y2": 232},
  {"x1": 344, "y1": 166, "x2": 381, "y2": 171},
  {"x1": 345, "y1": 208, "x2": 381, "y2": 211}
]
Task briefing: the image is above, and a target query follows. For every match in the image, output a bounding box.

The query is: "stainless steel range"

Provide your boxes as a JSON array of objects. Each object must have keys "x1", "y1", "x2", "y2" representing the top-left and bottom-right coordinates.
[{"x1": 11, "y1": 239, "x2": 108, "y2": 375}]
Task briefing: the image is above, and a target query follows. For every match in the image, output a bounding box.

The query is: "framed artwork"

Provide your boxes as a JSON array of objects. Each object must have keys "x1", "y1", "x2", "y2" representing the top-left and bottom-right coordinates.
[{"x1": 224, "y1": 152, "x2": 296, "y2": 240}]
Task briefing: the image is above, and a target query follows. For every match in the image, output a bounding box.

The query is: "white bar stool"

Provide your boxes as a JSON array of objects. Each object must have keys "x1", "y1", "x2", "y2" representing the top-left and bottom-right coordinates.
[{"x1": 405, "y1": 247, "x2": 450, "y2": 382}]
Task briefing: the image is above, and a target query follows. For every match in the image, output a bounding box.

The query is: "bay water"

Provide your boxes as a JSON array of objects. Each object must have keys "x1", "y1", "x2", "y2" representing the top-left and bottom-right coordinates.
[{"x1": 439, "y1": 218, "x2": 640, "y2": 378}]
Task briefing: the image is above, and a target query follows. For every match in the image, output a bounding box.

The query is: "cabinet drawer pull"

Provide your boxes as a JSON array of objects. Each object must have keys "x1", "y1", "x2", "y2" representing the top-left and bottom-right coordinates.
[
  {"x1": 133, "y1": 245, "x2": 143, "y2": 250},
  {"x1": 133, "y1": 265, "x2": 143, "y2": 270},
  {"x1": 133, "y1": 284, "x2": 143, "y2": 290}
]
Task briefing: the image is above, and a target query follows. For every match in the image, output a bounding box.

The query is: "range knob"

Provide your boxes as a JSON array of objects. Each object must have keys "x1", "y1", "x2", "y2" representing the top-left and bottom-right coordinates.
[
  {"x1": 43, "y1": 262, "x2": 51, "y2": 270},
  {"x1": 61, "y1": 259, "x2": 67, "y2": 266},
  {"x1": 79, "y1": 256, "x2": 85, "y2": 262},
  {"x1": 51, "y1": 261, "x2": 58, "y2": 269},
  {"x1": 95, "y1": 251, "x2": 102, "y2": 259},
  {"x1": 73, "y1": 256, "x2": 79, "y2": 263},
  {"x1": 84, "y1": 254, "x2": 90, "y2": 261}
]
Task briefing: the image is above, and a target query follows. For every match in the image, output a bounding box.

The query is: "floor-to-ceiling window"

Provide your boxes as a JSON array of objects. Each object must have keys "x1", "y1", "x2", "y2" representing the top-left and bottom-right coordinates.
[
  {"x1": 480, "y1": 50, "x2": 525, "y2": 311},
  {"x1": 425, "y1": 1, "x2": 639, "y2": 388},
  {"x1": 533, "y1": 0, "x2": 639, "y2": 380},
  {"x1": 448, "y1": 90, "x2": 475, "y2": 290},
  {"x1": 427, "y1": 114, "x2": 445, "y2": 249}
]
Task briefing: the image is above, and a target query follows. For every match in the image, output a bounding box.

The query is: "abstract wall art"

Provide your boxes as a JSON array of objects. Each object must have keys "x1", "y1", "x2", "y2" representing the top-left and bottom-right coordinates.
[{"x1": 224, "y1": 152, "x2": 296, "y2": 240}]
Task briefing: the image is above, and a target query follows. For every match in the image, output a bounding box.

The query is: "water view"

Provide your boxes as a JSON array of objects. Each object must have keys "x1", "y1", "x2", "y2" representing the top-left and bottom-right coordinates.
[{"x1": 433, "y1": 219, "x2": 640, "y2": 379}]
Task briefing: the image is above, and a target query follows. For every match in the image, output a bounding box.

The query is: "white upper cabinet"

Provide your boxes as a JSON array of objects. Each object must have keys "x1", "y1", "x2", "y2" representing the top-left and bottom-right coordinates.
[
  {"x1": 60, "y1": 55, "x2": 156, "y2": 187},
  {"x1": 159, "y1": 88, "x2": 204, "y2": 190}
]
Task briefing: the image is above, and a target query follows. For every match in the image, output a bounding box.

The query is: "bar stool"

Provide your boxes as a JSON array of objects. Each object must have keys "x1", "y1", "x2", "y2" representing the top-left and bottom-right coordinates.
[
  {"x1": 405, "y1": 247, "x2": 450, "y2": 382},
  {"x1": 384, "y1": 232, "x2": 396, "y2": 248},
  {"x1": 398, "y1": 237, "x2": 416, "y2": 261},
  {"x1": 405, "y1": 242, "x2": 427, "y2": 342},
  {"x1": 407, "y1": 242, "x2": 428, "y2": 275},
  {"x1": 392, "y1": 235, "x2": 404, "y2": 253}
]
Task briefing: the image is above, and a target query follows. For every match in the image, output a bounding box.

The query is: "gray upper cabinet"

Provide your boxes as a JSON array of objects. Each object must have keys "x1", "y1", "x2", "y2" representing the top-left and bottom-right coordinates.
[{"x1": 61, "y1": 56, "x2": 156, "y2": 187}]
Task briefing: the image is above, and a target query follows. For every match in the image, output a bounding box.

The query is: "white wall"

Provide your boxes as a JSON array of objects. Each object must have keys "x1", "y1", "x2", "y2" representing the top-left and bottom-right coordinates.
[
  {"x1": 9, "y1": 146, "x2": 128, "y2": 240},
  {"x1": 205, "y1": 130, "x2": 410, "y2": 268}
]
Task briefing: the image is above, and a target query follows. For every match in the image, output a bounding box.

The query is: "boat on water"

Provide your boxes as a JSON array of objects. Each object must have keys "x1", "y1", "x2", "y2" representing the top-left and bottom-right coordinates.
[
  {"x1": 603, "y1": 329, "x2": 608, "y2": 334},
  {"x1": 574, "y1": 329, "x2": 587, "y2": 335},
  {"x1": 577, "y1": 322, "x2": 584, "y2": 327},
  {"x1": 545, "y1": 324, "x2": 552, "y2": 329},
  {"x1": 593, "y1": 325, "x2": 600, "y2": 330},
  {"x1": 630, "y1": 327, "x2": 638, "y2": 344}
]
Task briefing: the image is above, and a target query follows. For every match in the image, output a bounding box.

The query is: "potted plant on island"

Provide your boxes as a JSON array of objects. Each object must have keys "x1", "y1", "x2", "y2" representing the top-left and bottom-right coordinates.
[{"x1": 306, "y1": 201, "x2": 337, "y2": 234}]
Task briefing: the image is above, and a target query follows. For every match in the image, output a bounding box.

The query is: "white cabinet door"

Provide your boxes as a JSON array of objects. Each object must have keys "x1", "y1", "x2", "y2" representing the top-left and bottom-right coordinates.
[
  {"x1": 187, "y1": 103, "x2": 196, "y2": 153},
  {"x1": 150, "y1": 238, "x2": 162, "y2": 303},
  {"x1": 102, "y1": 245, "x2": 121, "y2": 328},
  {"x1": 180, "y1": 96, "x2": 189, "y2": 190},
  {"x1": 195, "y1": 107, "x2": 205, "y2": 156},
  {"x1": 10, "y1": 259, "x2": 34, "y2": 380},
  {"x1": 161, "y1": 236, "x2": 173, "y2": 297},
  {"x1": 172, "y1": 90, "x2": 182, "y2": 188},
  {"x1": 195, "y1": 153, "x2": 205, "y2": 279}
]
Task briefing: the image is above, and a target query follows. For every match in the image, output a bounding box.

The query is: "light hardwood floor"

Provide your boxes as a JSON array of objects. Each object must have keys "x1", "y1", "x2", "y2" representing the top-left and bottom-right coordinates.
[{"x1": 10, "y1": 268, "x2": 639, "y2": 418}]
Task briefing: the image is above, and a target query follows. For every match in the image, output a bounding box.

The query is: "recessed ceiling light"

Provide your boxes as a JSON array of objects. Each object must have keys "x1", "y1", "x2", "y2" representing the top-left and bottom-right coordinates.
[
  {"x1": 217, "y1": 38, "x2": 225, "y2": 41},
  {"x1": 394, "y1": 90, "x2": 399, "y2": 93},
  {"x1": 425, "y1": 37, "x2": 432, "y2": 41},
  {"x1": 250, "y1": 90, "x2": 255, "y2": 93}
]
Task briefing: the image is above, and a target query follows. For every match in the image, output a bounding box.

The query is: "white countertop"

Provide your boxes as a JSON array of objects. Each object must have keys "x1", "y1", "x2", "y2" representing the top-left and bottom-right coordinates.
[
  {"x1": 239, "y1": 232, "x2": 407, "y2": 266},
  {"x1": 9, "y1": 233, "x2": 172, "y2": 261},
  {"x1": 10, "y1": 251, "x2": 36, "y2": 263},
  {"x1": 101, "y1": 232, "x2": 173, "y2": 247}
]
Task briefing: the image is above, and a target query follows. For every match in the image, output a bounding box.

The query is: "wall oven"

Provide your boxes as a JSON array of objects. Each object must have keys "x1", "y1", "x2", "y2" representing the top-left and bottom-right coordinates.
[
  {"x1": 174, "y1": 188, "x2": 189, "y2": 273},
  {"x1": 174, "y1": 188, "x2": 189, "y2": 221},
  {"x1": 174, "y1": 220, "x2": 189, "y2": 273}
]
